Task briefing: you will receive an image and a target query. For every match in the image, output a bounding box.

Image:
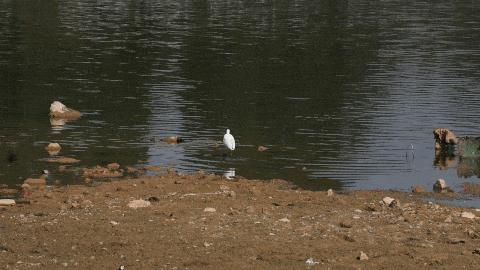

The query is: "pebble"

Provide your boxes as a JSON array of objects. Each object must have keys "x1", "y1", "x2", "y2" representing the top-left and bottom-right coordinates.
[
  {"x1": 305, "y1": 257, "x2": 319, "y2": 266},
  {"x1": 358, "y1": 251, "x2": 369, "y2": 261},
  {"x1": 461, "y1": 211, "x2": 476, "y2": 219},
  {"x1": 279, "y1": 217, "x2": 290, "y2": 223},
  {"x1": 0, "y1": 199, "x2": 15, "y2": 206},
  {"x1": 382, "y1": 197, "x2": 396, "y2": 207},
  {"x1": 204, "y1": 207, "x2": 216, "y2": 213},
  {"x1": 339, "y1": 221, "x2": 352, "y2": 228},
  {"x1": 257, "y1": 145, "x2": 269, "y2": 152},
  {"x1": 127, "y1": 200, "x2": 151, "y2": 209},
  {"x1": 327, "y1": 189, "x2": 334, "y2": 197},
  {"x1": 110, "y1": 221, "x2": 119, "y2": 226}
]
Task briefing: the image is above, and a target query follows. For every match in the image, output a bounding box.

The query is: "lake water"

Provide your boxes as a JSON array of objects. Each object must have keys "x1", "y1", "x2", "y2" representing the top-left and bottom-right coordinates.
[{"x1": 2, "y1": 0, "x2": 480, "y2": 202}]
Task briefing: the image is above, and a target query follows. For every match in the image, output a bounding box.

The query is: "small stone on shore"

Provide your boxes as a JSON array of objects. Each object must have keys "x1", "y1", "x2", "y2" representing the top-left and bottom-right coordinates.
[
  {"x1": 127, "y1": 200, "x2": 151, "y2": 209},
  {"x1": 327, "y1": 189, "x2": 334, "y2": 197},
  {"x1": 358, "y1": 251, "x2": 369, "y2": 261},
  {"x1": 461, "y1": 211, "x2": 476, "y2": 219},
  {"x1": 0, "y1": 199, "x2": 16, "y2": 206},
  {"x1": 382, "y1": 197, "x2": 397, "y2": 207},
  {"x1": 257, "y1": 145, "x2": 269, "y2": 152},
  {"x1": 204, "y1": 207, "x2": 216, "y2": 213}
]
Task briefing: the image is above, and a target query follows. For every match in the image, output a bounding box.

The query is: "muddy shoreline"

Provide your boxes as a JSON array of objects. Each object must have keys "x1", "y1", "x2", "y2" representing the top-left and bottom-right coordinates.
[{"x1": 1, "y1": 171, "x2": 480, "y2": 269}]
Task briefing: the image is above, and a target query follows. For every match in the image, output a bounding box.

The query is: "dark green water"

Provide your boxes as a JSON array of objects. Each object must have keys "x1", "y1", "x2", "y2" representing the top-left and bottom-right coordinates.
[{"x1": 2, "y1": 0, "x2": 480, "y2": 198}]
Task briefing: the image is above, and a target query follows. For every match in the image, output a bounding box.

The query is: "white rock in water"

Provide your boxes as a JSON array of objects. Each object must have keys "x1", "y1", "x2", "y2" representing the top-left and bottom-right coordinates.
[
  {"x1": 434, "y1": 178, "x2": 448, "y2": 191},
  {"x1": 461, "y1": 211, "x2": 476, "y2": 219},
  {"x1": 50, "y1": 101, "x2": 68, "y2": 113},
  {"x1": 0, "y1": 199, "x2": 16, "y2": 206},
  {"x1": 204, "y1": 207, "x2": 216, "y2": 213},
  {"x1": 127, "y1": 199, "x2": 151, "y2": 209}
]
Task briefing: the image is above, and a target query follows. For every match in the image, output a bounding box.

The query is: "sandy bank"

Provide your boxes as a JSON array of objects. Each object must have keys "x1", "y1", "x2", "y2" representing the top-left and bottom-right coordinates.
[{"x1": 0, "y1": 172, "x2": 479, "y2": 269}]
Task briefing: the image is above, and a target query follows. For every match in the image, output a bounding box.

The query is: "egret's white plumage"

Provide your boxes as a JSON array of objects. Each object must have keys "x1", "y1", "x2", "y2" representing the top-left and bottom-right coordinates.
[{"x1": 223, "y1": 129, "x2": 235, "y2": 151}]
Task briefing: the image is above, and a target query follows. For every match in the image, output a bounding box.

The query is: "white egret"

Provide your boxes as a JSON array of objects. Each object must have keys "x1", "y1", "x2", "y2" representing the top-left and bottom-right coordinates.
[{"x1": 223, "y1": 129, "x2": 235, "y2": 151}]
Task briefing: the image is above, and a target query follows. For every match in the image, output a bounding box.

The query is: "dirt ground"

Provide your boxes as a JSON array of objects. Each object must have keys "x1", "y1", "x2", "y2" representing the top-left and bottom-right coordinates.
[{"x1": 1, "y1": 170, "x2": 480, "y2": 269}]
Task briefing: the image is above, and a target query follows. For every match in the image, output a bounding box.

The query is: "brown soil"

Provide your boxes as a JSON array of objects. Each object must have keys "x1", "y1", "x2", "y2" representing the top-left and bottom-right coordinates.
[{"x1": 1, "y1": 172, "x2": 480, "y2": 269}]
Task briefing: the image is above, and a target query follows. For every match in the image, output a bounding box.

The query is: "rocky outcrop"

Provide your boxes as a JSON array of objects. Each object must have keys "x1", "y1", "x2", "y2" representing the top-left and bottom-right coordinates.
[{"x1": 434, "y1": 128, "x2": 458, "y2": 150}]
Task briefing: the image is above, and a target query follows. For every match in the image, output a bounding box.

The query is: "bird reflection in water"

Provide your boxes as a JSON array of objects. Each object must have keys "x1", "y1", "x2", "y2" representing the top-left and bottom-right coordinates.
[{"x1": 224, "y1": 168, "x2": 236, "y2": 180}]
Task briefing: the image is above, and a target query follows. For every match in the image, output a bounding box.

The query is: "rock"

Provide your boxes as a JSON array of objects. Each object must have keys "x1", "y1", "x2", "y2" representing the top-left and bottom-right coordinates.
[
  {"x1": 127, "y1": 200, "x2": 151, "y2": 209},
  {"x1": 0, "y1": 199, "x2": 16, "y2": 206},
  {"x1": 245, "y1": 206, "x2": 256, "y2": 213},
  {"x1": 0, "y1": 188, "x2": 17, "y2": 196},
  {"x1": 339, "y1": 221, "x2": 352, "y2": 228},
  {"x1": 106, "y1": 163, "x2": 121, "y2": 170},
  {"x1": 204, "y1": 207, "x2": 216, "y2": 213},
  {"x1": 358, "y1": 251, "x2": 369, "y2": 261},
  {"x1": 45, "y1": 143, "x2": 61, "y2": 155},
  {"x1": 433, "y1": 128, "x2": 458, "y2": 150},
  {"x1": 279, "y1": 217, "x2": 290, "y2": 223},
  {"x1": 382, "y1": 197, "x2": 397, "y2": 207},
  {"x1": 412, "y1": 185, "x2": 427, "y2": 193},
  {"x1": 327, "y1": 189, "x2": 334, "y2": 197},
  {"x1": 448, "y1": 238, "x2": 466, "y2": 244},
  {"x1": 49, "y1": 101, "x2": 82, "y2": 119},
  {"x1": 305, "y1": 258, "x2": 319, "y2": 266},
  {"x1": 46, "y1": 157, "x2": 80, "y2": 164},
  {"x1": 110, "y1": 221, "x2": 119, "y2": 226},
  {"x1": 433, "y1": 179, "x2": 448, "y2": 193},
  {"x1": 161, "y1": 136, "x2": 183, "y2": 144},
  {"x1": 473, "y1": 248, "x2": 480, "y2": 255},
  {"x1": 24, "y1": 178, "x2": 46, "y2": 190},
  {"x1": 257, "y1": 145, "x2": 269, "y2": 152},
  {"x1": 146, "y1": 196, "x2": 160, "y2": 203},
  {"x1": 464, "y1": 182, "x2": 480, "y2": 196},
  {"x1": 461, "y1": 211, "x2": 476, "y2": 219}
]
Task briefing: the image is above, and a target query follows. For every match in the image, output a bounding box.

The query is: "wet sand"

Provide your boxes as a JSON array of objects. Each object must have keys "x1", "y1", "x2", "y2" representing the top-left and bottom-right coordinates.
[{"x1": 1, "y1": 171, "x2": 480, "y2": 269}]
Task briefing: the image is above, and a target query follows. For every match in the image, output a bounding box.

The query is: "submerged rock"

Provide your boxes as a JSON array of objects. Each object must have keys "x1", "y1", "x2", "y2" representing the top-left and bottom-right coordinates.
[
  {"x1": 24, "y1": 178, "x2": 46, "y2": 190},
  {"x1": 464, "y1": 182, "x2": 480, "y2": 196},
  {"x1": 412, "y1": 185, "x2": 427, "y2": 193},
  {"x1": 83, "y1": 164, "x2": 123, "y2": 179},
  {"x1": 46, "y1": 157, "x2": 80, "y2": 164},
  {"x1": 45, "y1": 143, "x2": 61, "y2": 155},
  {"x1": 257, "y1": 145, "x2": 269, "y2": 152},
  {"x1": 161, "y1": 136, "x2": 184, "y2": 144}
]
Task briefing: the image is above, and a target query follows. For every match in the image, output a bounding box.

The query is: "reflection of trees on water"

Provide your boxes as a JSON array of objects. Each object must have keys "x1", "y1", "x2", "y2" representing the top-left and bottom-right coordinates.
[
  {"x1": 0, "y1": 0, "x2": 156, "y2": 184},
  {"x1": 174, "y1": 0, "x2": 383, "y2": 189}
]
